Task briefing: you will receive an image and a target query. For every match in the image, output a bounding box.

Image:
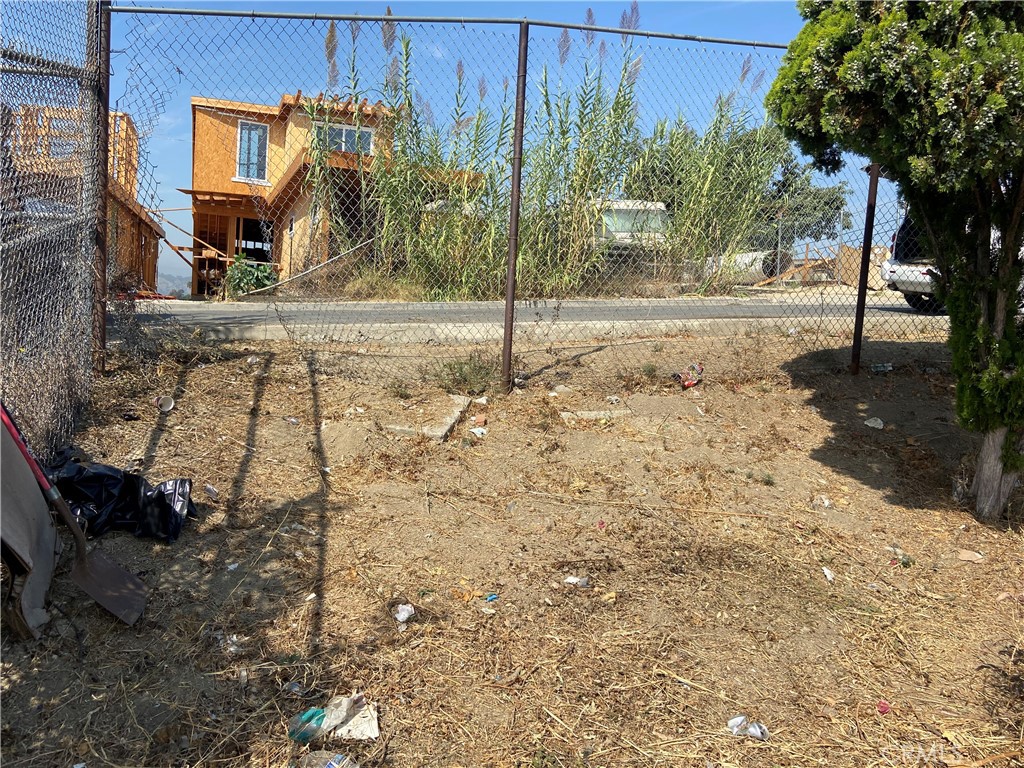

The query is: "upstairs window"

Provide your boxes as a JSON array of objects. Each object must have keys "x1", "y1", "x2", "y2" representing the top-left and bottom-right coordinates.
[
  {"x1": 237, "y1": 120, "x2": 268, "y2": 181},
  {"x1": 313, "y1": 123, "x2": 373, "y2": 155}
]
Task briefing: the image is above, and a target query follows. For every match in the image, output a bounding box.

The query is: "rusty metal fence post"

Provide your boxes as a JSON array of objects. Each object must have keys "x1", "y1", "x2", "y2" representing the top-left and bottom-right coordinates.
[
  {"x1": 500, "y1": 21, "x2": 529, "y2": 393},
  {"x1": 89, "y1": 0, "x2": 111, "y2": 373},
  {"x1": 850, "y1": 162, "x2": 880, "y2": 375}
]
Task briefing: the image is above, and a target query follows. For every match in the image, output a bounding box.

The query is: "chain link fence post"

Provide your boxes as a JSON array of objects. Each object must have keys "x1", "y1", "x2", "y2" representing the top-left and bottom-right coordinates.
[
  {"x1": 87, "y1": 0, "x2": 111, "y2": 372},
  {"x1": 501, "y1": 21, "x2": 529, "y2": 393},
  {"x1": 850, "y1": 162, "x2": 880, "y2": 375}
]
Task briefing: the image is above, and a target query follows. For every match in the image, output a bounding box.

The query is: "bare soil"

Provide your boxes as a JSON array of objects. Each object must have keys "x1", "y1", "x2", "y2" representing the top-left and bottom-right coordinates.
[{"x1": 2, "y1": 336, "x2": 1022, "y2": 768}]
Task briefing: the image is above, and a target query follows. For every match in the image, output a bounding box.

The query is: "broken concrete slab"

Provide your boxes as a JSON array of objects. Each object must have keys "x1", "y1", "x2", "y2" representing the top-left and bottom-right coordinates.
[{"x1": 386, "y1": 395, "x2": 472, "y2": 442}]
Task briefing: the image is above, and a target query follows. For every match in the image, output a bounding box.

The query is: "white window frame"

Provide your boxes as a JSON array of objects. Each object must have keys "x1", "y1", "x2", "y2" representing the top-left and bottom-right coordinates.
[
  {"x1": 312, "y1": 121, "x2": 374, "y2": 155},
  {"x1": 233, "y1": 119, "x2": 270, "y2": 184}
]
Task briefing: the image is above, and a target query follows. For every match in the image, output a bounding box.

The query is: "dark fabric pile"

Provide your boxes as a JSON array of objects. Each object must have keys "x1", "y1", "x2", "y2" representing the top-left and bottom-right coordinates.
[{"x1": 53, "y1": 461, "x2": 198, "y2": 543}]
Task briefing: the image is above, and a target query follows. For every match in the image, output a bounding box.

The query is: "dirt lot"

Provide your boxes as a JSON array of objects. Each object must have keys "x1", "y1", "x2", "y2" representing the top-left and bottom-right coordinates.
[{"x1": 1, "y1": 336, "x2": 1022, "y2": 768}]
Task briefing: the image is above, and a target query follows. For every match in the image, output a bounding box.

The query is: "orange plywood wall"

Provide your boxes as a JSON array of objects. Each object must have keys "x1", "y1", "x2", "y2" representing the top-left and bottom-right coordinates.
[{"x1": 192, "y1": 106, "x2": 285, "y2": 196}]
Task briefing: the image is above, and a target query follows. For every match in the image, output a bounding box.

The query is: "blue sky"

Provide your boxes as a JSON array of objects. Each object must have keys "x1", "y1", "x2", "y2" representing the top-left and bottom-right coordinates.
[{"x1": 108, "y1": 1, "x2": 839, "y2": 280}]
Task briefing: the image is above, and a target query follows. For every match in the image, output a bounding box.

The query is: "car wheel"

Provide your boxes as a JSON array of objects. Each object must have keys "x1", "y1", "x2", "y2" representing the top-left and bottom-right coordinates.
[{"x1": 904, "y1": 293, "x2": 943, "y2": 313}]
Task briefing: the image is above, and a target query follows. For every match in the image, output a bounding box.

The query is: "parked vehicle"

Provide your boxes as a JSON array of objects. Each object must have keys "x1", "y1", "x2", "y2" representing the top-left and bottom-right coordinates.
[
  {"x1": 879, "y1": 213, "x2": 944, "y2": 312},
  {"x1": 594, "y1": 200, "x2": 669, "y2": 258}
]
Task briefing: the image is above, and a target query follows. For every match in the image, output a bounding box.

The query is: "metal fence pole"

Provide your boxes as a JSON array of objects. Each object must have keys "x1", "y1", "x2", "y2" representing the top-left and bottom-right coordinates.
[
  {"x1": 500, "y1": 21, "x2": 529, "y2": 393},
  {"x1": 850, "y1": 162, "x2": 880, "y2": 375},
  {"x1": 90, "y1": 0, "x2": 111, "y2": 373}
]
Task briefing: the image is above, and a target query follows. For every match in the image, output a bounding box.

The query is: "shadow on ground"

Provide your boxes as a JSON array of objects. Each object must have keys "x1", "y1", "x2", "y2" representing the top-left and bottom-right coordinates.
[
  {"x1": 0, "y1": 345, "x2": 351, "y2": 767},
  {"x1": 782, "y1": 341, "x2": 974, "y2": 514}
]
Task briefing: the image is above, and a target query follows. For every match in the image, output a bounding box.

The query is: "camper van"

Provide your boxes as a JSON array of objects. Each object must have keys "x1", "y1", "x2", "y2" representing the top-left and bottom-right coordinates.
[{"x1": 594, "y1": 200, "x2": 669, "y2": 258}]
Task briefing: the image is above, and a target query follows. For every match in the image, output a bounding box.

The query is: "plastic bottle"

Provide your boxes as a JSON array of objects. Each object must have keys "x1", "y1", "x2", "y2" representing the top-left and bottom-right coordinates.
[
  {"x1": 287, "y1": 694, "x2": 366, "y2": 745},
  {"x1": 297, "y1": 752, "x2": 359, "y2": 768}
]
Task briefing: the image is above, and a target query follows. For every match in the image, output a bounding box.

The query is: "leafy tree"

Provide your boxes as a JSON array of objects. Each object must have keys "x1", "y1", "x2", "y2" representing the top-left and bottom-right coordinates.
[
  {"x1": 767, "y1": 1, "x2": 1024, "y2": 520},
  {"x1": 756, "y1": 148, "x2": 849, "y2": 249}
]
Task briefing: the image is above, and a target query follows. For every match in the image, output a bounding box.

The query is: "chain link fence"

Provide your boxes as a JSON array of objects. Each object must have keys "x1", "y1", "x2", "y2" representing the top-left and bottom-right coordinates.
[
  {"x1": 1, "y1": 0, "x2": 100, "y2": 457},
  {"x1": 111, "y1": 7, "x2": 949, "y2": 386}
]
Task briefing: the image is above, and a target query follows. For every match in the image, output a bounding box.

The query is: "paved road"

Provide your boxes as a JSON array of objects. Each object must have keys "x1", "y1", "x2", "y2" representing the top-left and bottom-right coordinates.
[{"x1": 131, "y1": 293, "x2": 943, "y2": 342}]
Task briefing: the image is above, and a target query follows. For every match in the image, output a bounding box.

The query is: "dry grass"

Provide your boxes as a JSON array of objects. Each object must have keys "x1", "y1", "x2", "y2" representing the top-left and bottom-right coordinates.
[{"x1": 1, "y1": 334, "x2": 1021, "y2": 768}]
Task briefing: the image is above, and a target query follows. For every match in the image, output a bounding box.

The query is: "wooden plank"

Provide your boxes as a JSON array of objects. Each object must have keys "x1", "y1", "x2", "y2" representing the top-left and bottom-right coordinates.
[
  {"x1": 753, "y1": 254, "x2": 836, "y2": 288},
  {"x1": 148, "y1": 209, "x2": 232, "y2": 261}
]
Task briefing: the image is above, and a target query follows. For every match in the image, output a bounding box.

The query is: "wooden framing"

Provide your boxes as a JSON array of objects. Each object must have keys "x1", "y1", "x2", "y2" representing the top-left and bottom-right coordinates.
[
  {"x1": 9, "y1": 105, "x2": 160, "y2": 291},
  {"x1": 185, "y1": 91, "x2": 394, "y2": 296}
]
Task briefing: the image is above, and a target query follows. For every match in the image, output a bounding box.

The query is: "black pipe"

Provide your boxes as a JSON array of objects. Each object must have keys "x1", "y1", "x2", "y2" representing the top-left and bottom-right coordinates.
[
  {"x1": 850, "y1": 163, "x2": 880, "y2": 375},
  {"x1": 501, "y1": 21, "x2": 529, "y2": 394}
]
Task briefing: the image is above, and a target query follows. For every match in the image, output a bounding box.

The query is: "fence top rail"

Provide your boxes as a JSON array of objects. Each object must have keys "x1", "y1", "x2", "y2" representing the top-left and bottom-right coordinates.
[{"x1": 107, "y1": 5, "x2": 789, "y2": 50}]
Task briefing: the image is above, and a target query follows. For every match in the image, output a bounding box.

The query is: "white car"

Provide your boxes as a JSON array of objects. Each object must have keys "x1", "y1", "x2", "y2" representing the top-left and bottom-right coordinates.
[
  {"x1": 880, "y1": 216, "x2": 1020, "y2": 313},
  {"x1": 879, "y1": 258, "x2": 942, "y2": 312},
  {"x1": 879, "y1": 215, "x2": 944, "y2": 312}
]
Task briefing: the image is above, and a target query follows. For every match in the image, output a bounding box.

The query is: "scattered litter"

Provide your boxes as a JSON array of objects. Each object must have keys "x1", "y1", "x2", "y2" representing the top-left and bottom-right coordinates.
[
  {"x1": 472, "y1": 396, "x2": 488, "y2": 405},
  {"x1": 597, "y1": 519, "x2": 607, "y2": 531},
  {"x1": 246, "y1": 355, "x2": 259, "y2": 365},
  {"x1": 305, "y1": 593, "x2": 317, "y2": 602},
  {"x1": 73, "y1": 764, "x2": 87, "y2": 768},
  {"x1": 564, "y1": 575, "x2": 591, "y2": 588},
  {"x1": 238, "y1": 667, "x2": 249, "y2": 686},
  {"x1": 470, "y1": 415, "x2": 487, "y2": 426},
  {"x1": 153, "y1": 395, "x2": 175, "y2": 413},
  {"x1": 206, "y1": 629, "x2": 246, "y2": 654},
  {"x1": 469, "y1": 427, "x2": 488, "y2": 438},
  {"x1": 298, "y1": 752, "x2": 360, "y2": 768},
  {"x1": 606, "y1": 395, "x2": 622, "y2": 405},
  {"x1": 485, "y1": 593, "x2": 499, "y2": 602},
  {"x1": 813, "y1": 494, "x2": 832, "y2": 509},
  {"x1": 866, "y1": 582, "x2": 880, "y2": 590},
  {"x1": 788, "y1": 327, "x2": 798, "y2": 336},
  {"x1": 600, "y1": 591, "x2": 617, "y2": 604},
  {"x1": 956, "y1": 549, "x2": 984, "y2": 563},
  {"x1": 283, "y1": 416, "x2": 300, "y2": 425},
  {"x1": 321, "y1": 466, "x2": 332, "y2": 474},
  {"x1": 204, "y1": 483, "x2": 219, "y2": 501},
  {"x1": 393, "y1": 603, "x2": 416, "y2": 623},
  {"x1": 343, "y1": 406, "x2": 366, "y2": 417},
  {"x1": 288, "y1": 692, "x2": 379, "y2": 744},
  {"x1": 870, "y1": 363, "x2": 894, "y2": 373},
  {"x1": 283, "y1": 681, "x2": 310, "y2": 697},
  {"x1": 809, "y1": 405, "x2": 819, "y2": 414},
  {"x1": 671, "y1": 363, "x2": 704, "y2": 389},
  {"x1": 996, "y1": 590, "x2": 1024, "y2": 603},
  {"x1": 121, "y1": 411, "x2": 140, "y2": 421},
  {"x1": 822, "y1": 566, "x2": 835, "y2": 583},
  {"x1": 226, "y1": 562, "x2": 239, "y2": 572},
  {"x1": 887, "y1": 544, "x2": 914, "y2": 568},
  {"x1": 877, "y1": 700, "x2": 892, "y2": 715},
  {"x1": 728, "y1": 714, "x2": 769, "y2": 740},
  {"x1": 864, "y1": 417, "x2": 884, "y2": 429},
  {"x1": 553, "y1": 385, "x2": 572, "y2": 394}
]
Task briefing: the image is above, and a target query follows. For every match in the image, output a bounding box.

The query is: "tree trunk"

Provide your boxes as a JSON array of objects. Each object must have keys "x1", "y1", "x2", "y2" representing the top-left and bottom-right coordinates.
[{"x1": 971, "y1": 427, "x2": 1021, "y2": 522}]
